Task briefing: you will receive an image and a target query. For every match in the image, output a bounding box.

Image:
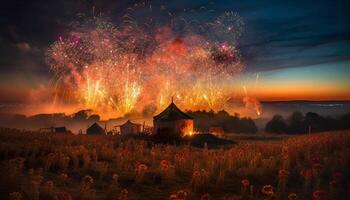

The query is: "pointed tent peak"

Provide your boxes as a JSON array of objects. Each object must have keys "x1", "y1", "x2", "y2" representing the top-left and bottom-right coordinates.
[
  {"x1": 121, "y1": 120, "x2": 140, "y2": 126},
  {"x1": 88, "y1": 122, "x2": 104, "y2": 130},
  {"x1": 153, "y1": 101, "x2": 193, "y2": 121},
  {"x1": 87, "y1": 122, "x2": 105, "y2": 135}
]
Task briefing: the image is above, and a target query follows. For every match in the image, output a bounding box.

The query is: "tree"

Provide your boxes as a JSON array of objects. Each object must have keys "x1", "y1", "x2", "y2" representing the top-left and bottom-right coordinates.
[
  {"x1": 88, "y1": 114, "x2": 100, "y2": 122},
  {"x1": 265, "y1": 115, "x2": 287, "y2": 134},
  {"x1": 304, "y1": 112, "x2": 327, "y2": 132},
  {"x1": 287, "y1": 112, "x2": 305, "y2": 134}
]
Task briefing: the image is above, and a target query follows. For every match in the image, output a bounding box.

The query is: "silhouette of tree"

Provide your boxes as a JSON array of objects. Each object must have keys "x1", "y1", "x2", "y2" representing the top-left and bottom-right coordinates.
[
  {"x1": 88, "y1": 114, "x2": 100, "y2": 122},
  {"x1": 340, "y1": 112, "x2": 350, "y2": 129},
  {"x1": 72, "y1": 110, "x2": 92, "y2": 121},
  {"x1": 265, "y1": 114, "x2": 287, "y2": 134},
  {"x1": 304, "y1": 112, "x2": 327, "y2": 132},
  {"x1": 287, "y1": 112, "x2": 306, "y2": 134},
  {"x1": 187, "y1": 110, "x2": 257, "y2": 133}
]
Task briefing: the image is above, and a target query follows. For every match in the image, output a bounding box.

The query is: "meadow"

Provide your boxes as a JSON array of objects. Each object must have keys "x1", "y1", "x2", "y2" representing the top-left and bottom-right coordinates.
[{"x1": 0, "y1": 128, "x2": 349, "y2": 200}]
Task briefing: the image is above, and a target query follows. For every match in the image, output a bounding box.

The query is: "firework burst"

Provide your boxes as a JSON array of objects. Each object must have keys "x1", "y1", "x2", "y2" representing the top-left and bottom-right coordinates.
[{"x1": 46, "y1": 5, "x2": 245, "y2": 118}]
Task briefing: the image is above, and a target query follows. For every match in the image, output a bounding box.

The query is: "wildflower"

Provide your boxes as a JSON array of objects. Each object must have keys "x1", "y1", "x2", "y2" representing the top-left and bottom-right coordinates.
[
  {"x1": 57, "y1": 191, "x2": 73, "y2": 200},
  {"x1": 83, "y1": 175, "x2": 94, "y2": 185},
  {"x1": 261, "y1": 185, "x2": 274, "y2": 197},
  {"x1": 279, "y1": 169, "x2": 289, "y2": 178},
  {"x1": 47, "y1": 180, "x2": 54, "y2": 187},
  {"x1": 118, "y1": 189, "x2": 128, "y2": 200},
  {"x1": 301, "y1": 169, "x2": 313, "y2": 179},
  {"x1": 169, "y1": 194, "x2": 178, "y2": 200},
  {"x1": 136, "y1": 163, "x2": 148, "y2": 172},
  {"x1": 241, "y1": 179, "x2": 250, "y2": 197},
  {"x1": 9, "y1": 192, "x2": 22, "y2": 200},
  {"x1": 60, "y1": 173, "x2": 68, "y2": 180},
  {"x1": 200, "y1": 193, "x2": 211, "y2": 200},
  {"x1": 79, "y1": 175, "x2": 96, "y2": 199},
  {"x1": 135, "y1": 163, "x2": 148, "y2": 183},
  {"x1": 288, "y1": 193, "x2": 297, "y2": 200},
  {"x1": 150, "y1": 148, "x2": 157, "y2": 157},
  {"x1": 191, "y1": 170, "x2": 204, "y2": 191},
  {"x1": 281, "y1": 146, "x2": 289, "y2": 160},
  {"x1": 241, "y1": 179, "x2": 250, "y2": 187},
  {"x1": 168, "y1": 190, "x2": 187, "y2": 200},
  {"x1": 161, "y1": 159, "x2": 170, "y2": 170},
  {"x1": 312, "y1": 190, "x2": 327, "y2": 200},
  {"x1": 112, "y1": 174, "x2": 119, "y2": 183},
  {"x1": 193, "y1": 170, "x2": 201, "y2": 177},
  {"x1": 175, "y1": 153, "x2": 185, "y2": 161},
  {"x1": 176, "y1": 190, "x2": 187, "y2": 199}
]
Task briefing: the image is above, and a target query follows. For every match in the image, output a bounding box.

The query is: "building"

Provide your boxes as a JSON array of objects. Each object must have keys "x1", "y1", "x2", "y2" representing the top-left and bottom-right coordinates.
[
  {"x1": 119, "y1": 120, "x2": 143, "y2": 135},
  {"x1": 153, "y1": 100, "x2": 193, "y2": 138},
  {"x1": 87, "y1": 122, "x2": 105, "y2": 135},
  {"x1": 39, "y1": 126, "x2": 71, "y2": 134}
]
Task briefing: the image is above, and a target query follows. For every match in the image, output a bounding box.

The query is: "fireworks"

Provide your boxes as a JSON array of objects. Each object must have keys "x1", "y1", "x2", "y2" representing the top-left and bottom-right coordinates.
[
  {"x1": 242, "y1": 85, "x2": 262, "y2": 116},
  {"x1": 46, "y1": 5, "x2": 246, "y2": 118}
]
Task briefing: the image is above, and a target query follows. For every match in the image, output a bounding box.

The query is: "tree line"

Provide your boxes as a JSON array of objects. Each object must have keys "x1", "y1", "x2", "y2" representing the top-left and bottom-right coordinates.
[
  {"x1": 265, "y1": 111, "x2": 350, "y2": 134},
  {"x1": 187, "y1": 110, "x2": 258, "y2": 133}
]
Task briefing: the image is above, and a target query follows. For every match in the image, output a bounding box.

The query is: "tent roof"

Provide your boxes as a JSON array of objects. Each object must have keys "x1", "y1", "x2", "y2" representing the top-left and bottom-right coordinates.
[
  {"x1": 120, "y1": 120, "x2": 141, "y2": 127},
  {"x1": 153, "y1": 102, "x2": 193, "y2": 121},
  {"x1": 87, "y1": 122, "x2": 105, "y2": 134}
]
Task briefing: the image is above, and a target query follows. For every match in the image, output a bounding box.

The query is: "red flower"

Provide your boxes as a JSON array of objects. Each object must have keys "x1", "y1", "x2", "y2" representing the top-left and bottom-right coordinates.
[
  {"x1": 312, "y1": 190, "x2": 327, "y2": 200},
  {"x1": 137, "y1": 164, "x2": 148, "y2": 171},
  {"x1": 175, "y1": 153, "x2": 185, "y2": 161},
  {"x1": 83, "y1": 175, "x2": 93, "y2": 184},
  {"x1": 281, "y1": 147, "x2": 289, "y2": 160},
  {"x1": 176, "y1": 190, "x2": 187, "y2": 199},
  {"x1": 193, "y1": 170, "x2": 201, "y2": 177},
  {"x1": 288, "y1": 193, "x2": 297, "y2": 200},
  {"x1": 200, "y1": 193, "x2": 211, "y2": 200},
  {"x1": 169, "y1": 194, "x2": 177, "y2": 200},
  {"x1": 57, "y1": 191, "x2": 73, "y2": 200},
  {"x1": 301, "y1": 169, "x2": 313, "y2": 179},
  {"x1": 161, "y1": 159, "x2": 170, "y2": 167},
  {"x1": 261, "y1": 185, "x2": 274, "y2": 196},
  {"x1": 241, "y1": 179, "x2": 250, "y2": 187},
  {"x1": 279, "y1": 169, "x2": 289, "y2": 178}
]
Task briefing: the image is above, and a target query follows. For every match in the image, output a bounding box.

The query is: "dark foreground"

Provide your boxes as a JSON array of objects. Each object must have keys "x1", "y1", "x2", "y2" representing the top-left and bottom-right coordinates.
[{"x1": 0, "y1": 128, "x2": 349, "y2": 200}]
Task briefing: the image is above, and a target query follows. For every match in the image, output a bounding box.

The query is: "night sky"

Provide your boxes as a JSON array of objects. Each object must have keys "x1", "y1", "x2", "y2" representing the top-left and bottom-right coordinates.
[{"x1": 1, "y1": 0, "x2": 350, "y2": 114}]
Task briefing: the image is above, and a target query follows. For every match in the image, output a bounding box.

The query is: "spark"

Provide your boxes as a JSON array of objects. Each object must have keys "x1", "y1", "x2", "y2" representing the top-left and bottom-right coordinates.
[{"x1": 46, "y1": 6, "x2": 246, "y2": 118}]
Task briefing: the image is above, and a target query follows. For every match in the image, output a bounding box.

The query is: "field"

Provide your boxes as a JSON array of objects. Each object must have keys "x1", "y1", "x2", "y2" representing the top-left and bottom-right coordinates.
[{"x1": 0, "y1": 128, "x2": 349, "y2": 200}]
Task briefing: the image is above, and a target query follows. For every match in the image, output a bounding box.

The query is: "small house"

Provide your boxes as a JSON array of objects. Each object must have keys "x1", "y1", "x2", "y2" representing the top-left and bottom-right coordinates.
[
  {"x1": 153, "y1": 100, "x2": 193, "y2": 138},
  {"x1": 87, "y1": 122, "x2": 105, "y2": 135},
  {"x1": 39, "y1": 126, "x2": 71, "y2": 134},
  {"x1": 119, "y1": 120, "x2": 142, "y2": 135}
]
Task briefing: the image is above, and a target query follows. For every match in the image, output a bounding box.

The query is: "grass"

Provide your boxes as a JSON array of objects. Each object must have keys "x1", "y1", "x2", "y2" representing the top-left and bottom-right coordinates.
[{"x1": 0, "y1": 127, "x2": 349, "y2": 200}]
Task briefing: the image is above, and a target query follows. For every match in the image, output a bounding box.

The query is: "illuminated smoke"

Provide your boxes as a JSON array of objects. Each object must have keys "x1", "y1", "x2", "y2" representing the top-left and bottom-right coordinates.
[
  {"x1": 242, "y1": 85, "x2": 262, "y2": 116},
  {"x1": 46, "y1": 6, "x2": 245, "y2": 118}
]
